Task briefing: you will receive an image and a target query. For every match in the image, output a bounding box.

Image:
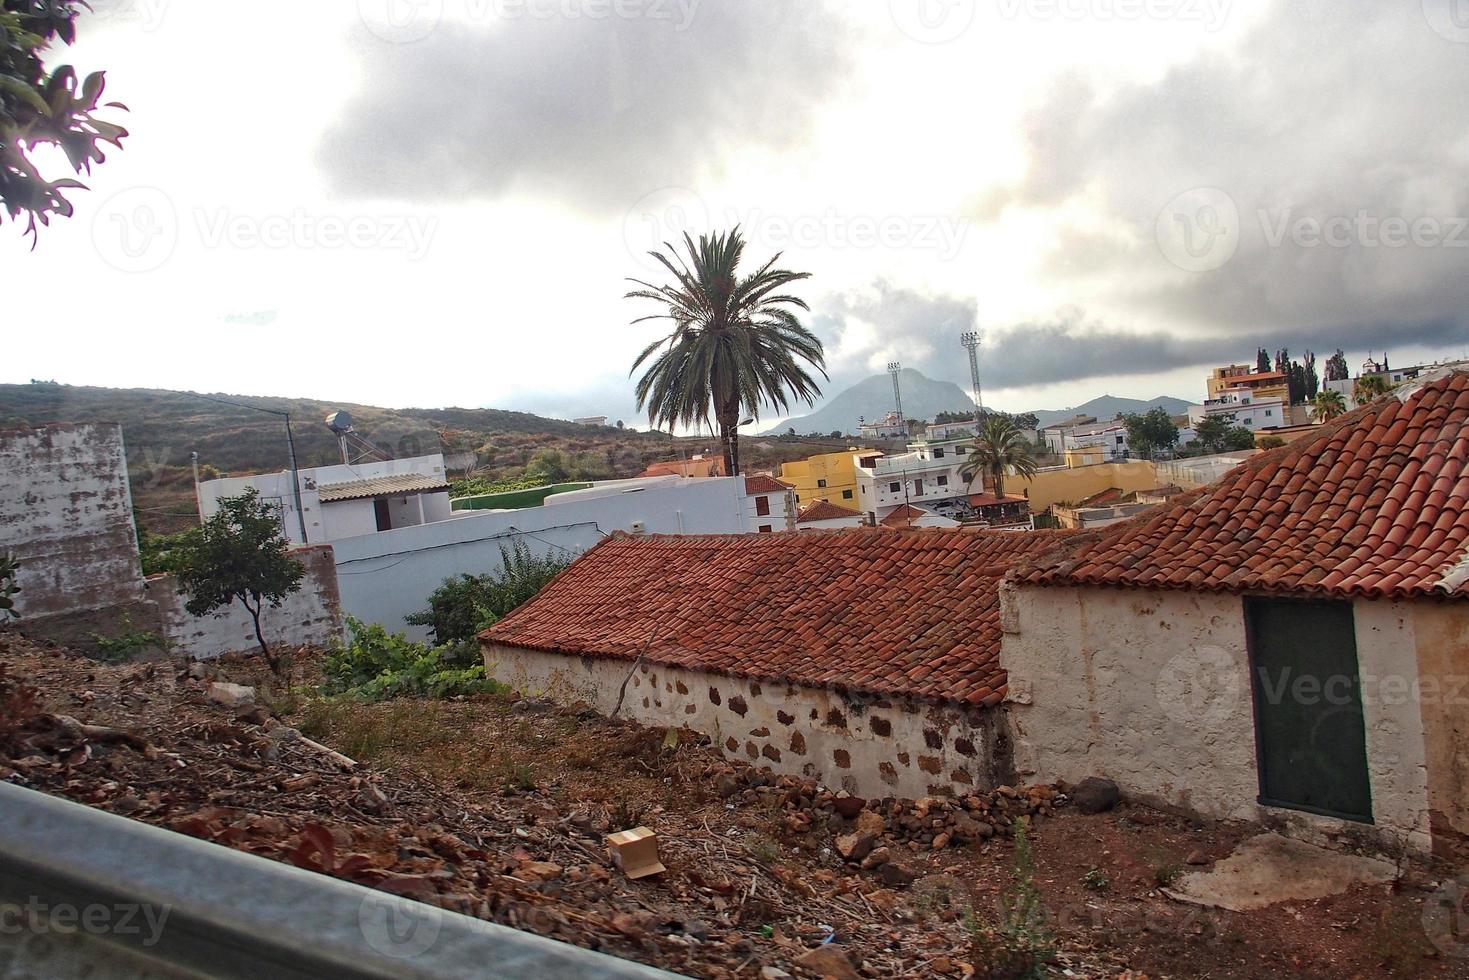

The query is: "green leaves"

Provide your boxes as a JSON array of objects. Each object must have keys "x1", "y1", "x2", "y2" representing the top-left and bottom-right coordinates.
[
  {"x1": 0, "y1": 1, "x2": 128, "y2": 241},
  {"x1": 961, "y1": 417, "x2": 1039, "y2": 498},
  {"x1": 321, "y1": 617, "x2": 508, "y2": 702},
  {"x1": 0, "y1": 551, "x2": 20, "y2": 622}
]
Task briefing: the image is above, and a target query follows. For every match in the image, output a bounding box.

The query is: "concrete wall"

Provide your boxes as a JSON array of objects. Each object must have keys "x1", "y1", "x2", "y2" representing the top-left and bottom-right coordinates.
[
  {"x1": 1000, "y1": 583, "x2": 1449, "y2": 853},
  {"x1": 149, "y1": 545, "x2": 343, "y2": 659},
  {"x1": 481, "y1": 643, "x2": 1014, "y2": 800},
  {"x1": 0, "y1": 423, "x2": 146, "y2": 620},
  {"x1": 333, "y1": 476, "x2": 764, "y2": 639},
  {"x1": 1013, "y1": 460, "x2": 1159, "y2": 511},
  {"x1": 1404, "y1": 602, "x2": 1469, "y2": 863}
]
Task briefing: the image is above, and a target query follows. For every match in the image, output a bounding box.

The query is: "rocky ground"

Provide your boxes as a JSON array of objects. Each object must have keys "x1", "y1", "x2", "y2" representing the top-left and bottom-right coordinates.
[{"x1": 1, "y1": 634, "x2": 1464, "y2": 979}]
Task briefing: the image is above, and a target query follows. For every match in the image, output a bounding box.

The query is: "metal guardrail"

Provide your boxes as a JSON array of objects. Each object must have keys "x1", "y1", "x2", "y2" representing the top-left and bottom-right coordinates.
[{"x1": 0, "y1": 782, "x2": 683, "y2": 980}]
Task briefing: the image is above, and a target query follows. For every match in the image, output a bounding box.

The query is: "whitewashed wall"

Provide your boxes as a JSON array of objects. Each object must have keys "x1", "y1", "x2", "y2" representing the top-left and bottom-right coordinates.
[
  {"x1": 481, "y1": 643, "x2": 1013, "y2": 800},
  {"x1": 999, "y1": 582, "x2": 1442, "y2": 853}
]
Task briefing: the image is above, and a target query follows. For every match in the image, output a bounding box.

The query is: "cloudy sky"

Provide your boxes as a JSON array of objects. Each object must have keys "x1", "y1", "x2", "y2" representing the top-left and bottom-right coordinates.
[{"x1": 8, "y1": 0, "x2": 1468, "y2": 427}]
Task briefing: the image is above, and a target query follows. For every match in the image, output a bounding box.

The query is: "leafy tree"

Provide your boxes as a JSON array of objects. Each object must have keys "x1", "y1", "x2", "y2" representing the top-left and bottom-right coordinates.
[
  {"x1": 405, "y1": 542, "x2": 570, "y2": 649},
  {"x1": 1192, "y1": 415, "x2": 1234, "y2": 454},
  {"x1": 172, "y1": 489, "x2": 304, "y2": 673},
  {"x1": 0, "y1": 551, "x2": 19, "y2": 622},
  {"x1": 320, "y1": 617, "x2": 508, "y2": 702},
  {"x1": 1310, "y1": 389, "x2": 1347, "y2": 423},
  {"x1": 1324, "y1": 348, "x2": 1349, "y2": 382},
  {"x1": 525, "y1": 448, "x2": 570, "y2": 482},
  {"x1": 1354, "y1": 374, "x2": 1392, "y2": 403},
  {"x1": 627, "y1": 228, "x2": 826, "y2": 476},
  {"x1": 1121, "y1": 407, "x2": 1179, "y2": 459},
  {"x1": 1222, "y1": 425, "x2": 1258, "y2": 451},
  {"x1": 960, "y1": 417, "x2": 1039, "y2": 498},
  {"x1": 1, "y1": 1, "x2": 128, "y2": 240},
  {"x1": 1257, "y1": 435, "x2": 1286, "y2": 450},
  {"x1": 1255, "y1": 348, "x2": 1271, "y2": 373}
]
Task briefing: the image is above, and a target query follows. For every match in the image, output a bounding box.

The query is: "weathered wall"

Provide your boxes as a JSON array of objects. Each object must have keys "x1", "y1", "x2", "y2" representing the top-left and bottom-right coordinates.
[
  {"x1": 1409, "y1": 601, "x2": 1469, "y2": 862},
  {"x1": 1000, "y1": 583, "x2": 1437, "y2": 853},
  {"x1": 481, "y1": 643, "x2": 1013, "y2": 800},
  {"x1": 0, "y1": 423, "x2": 146, "y2": 620},
  {"x1": 150, "y1": 545, "x2": 343, "y2": 659}
]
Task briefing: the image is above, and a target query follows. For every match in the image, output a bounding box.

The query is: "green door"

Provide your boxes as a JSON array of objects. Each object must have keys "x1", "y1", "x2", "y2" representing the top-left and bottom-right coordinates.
[{"x1": 1245, "y1": 597, "x2": 1373, "y2": 823}]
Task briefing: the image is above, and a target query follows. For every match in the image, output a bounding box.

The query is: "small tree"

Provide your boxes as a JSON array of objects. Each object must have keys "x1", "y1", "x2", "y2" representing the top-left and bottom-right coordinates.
[
  {"x1": 1311, "y1": 389, "x2": 1346, "y2": 423},
  {"x1": 1122, "y1": 407, "x2": 1180, "y2": 459},
  {"x1": 1222, "y1": 425, "x2": 1258, "y2": 451},
  {"x1": 1354, "y1": 374, "x2": 1392, "y2": 403},
  {"x1": 173, "y1": 489, "x2": 304, "y2": 673},
  {"x1": 961, "y1": 417, "x2": 1039, "y2": 498}
]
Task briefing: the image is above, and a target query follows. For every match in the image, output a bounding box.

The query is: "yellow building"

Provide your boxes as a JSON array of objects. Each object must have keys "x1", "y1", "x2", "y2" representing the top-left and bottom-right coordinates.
[
  {"x1": 1206, "y1": 364, "x2": 1291, "y2": 404},
  {"x1": 1014, "y1": 460, "x2": 1160, "y2": 511},
  {"x1": 779, "y1": 449, "x2": 866, "y2": 507}
]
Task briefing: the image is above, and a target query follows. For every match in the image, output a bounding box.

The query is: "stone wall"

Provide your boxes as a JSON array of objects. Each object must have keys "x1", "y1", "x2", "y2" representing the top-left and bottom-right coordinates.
[
  {"x1": 150, "y1": 545, "x2": 344, "y2": 660},
  {"x1": 481, "y1": 643, "x2": 1014, "y2": 800},
  {"x1": 0, "y1": 423, "x2": 146, "y2": 620},
  {"x1": 999, "y1": 582, "x2": 1447, "y2": 854}
]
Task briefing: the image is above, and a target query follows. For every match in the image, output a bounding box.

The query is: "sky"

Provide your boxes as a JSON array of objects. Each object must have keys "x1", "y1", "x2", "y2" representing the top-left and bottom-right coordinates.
[{"x1": 8, "y1": 0, "x2": 1469, "y2": 428}]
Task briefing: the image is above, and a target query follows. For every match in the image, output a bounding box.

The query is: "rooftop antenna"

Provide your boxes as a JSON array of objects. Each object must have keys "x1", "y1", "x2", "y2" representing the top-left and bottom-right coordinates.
[
  {"x1": 960, "y1": 331, "x2": 984, "y2": 414},
  {"x1": 325, "y1": 411, "x2": 390, "y2": 466},
  {"x1": 887, "y1": 362, "x2": 907, "y2": 437}
]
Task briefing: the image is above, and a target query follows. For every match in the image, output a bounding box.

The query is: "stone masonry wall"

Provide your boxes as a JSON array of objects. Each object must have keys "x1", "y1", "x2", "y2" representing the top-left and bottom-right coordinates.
[
  {"x1": 0, "y1": 423, "x2": 146, "y2": 619},
  {"x1": 481, "y1": 643, "x2": 1015, "y2": 800}
]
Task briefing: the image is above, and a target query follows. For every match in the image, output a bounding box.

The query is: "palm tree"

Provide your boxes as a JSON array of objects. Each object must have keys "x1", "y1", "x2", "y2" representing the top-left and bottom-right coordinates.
[
  {"x1": 627, "y1": 228, "x2": 825, "y2": 476},
  {"x1": 961, "y1": 417, "x2": 1039, "y2": 499},
  {"x1": 1310, "y1": 389, "x2": 1347, "y2": 423},
  {"x1": 1353, "y1": 374, "x2": 1392, "y2": 404}
]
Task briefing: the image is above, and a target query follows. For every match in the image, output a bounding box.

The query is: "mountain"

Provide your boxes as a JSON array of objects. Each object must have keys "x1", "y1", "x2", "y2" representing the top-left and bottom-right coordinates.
[
  {"x1": 1029, "y1": 395, "x2": 1193, "y2": 429},
  {"x1": 762, "y1": 369, "x2": 977, "y2": 435}
]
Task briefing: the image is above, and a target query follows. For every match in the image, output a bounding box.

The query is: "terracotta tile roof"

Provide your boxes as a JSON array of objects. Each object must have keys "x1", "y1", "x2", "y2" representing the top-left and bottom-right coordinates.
[
  {"x1": 481, "y1": 529, "x2": 1078, "y2": 706},
  {"x1": 1017, "y1": 370, "x2": 1469, "y2": 600},
  {"x1": 796, "y1": 500, "x2": 863, "y2": 523},
  {"x1": 743, "y1": 474, "x2": 793, "y2": 495},
  {"x1": 968, "y1": 493, "x2": 1029, "y2": 508},
  {"x1": 878, "y1": 504, "x2": 937, "y2": 527},
  {"x1": 315, "y1": 473, "x2": 449, "y2": 502}
]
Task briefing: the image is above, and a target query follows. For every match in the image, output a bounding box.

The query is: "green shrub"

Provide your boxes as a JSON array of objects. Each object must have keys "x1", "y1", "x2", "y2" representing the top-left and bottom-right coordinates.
[
  {"x1": 405, "y1": 542, "x2": 571, "y2": 646},
  {"x1": 91, "y1": 616, "x2": 166, "y2": 662},
  {"x1": 966, "y1": 817, "x2": 1056, "y2": 979},
  {"x1": 0, "y1": 552, "x2": 20, "y2": 623},
  {"x1": 321, "y1": 617, "x2": 508, "y2": 702}
]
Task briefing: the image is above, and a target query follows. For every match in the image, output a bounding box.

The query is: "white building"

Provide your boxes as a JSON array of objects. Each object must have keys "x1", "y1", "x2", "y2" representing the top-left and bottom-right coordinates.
[
  {"x1": 1041, "y1": 415, "x2": 1098, "y2": 455},
  {"x1": 197, "y1": 455, "x2": 453, "y2": 544},
  {"x1": 853, "y1": 440, "x2": 980, "y2": 523},
  {"x1": 1060, "y1": 419, "x2": 1130, "y2": 458},
  {"x1": 1187, "y1": 387, "x2": 1287, "y2": 432},
  {"x1": 741, "y1": 475, "x2": 797, "y2": 532},
  {"x1": 1325, "y1": 356, "x2": 1469, "y2": 410},
  {"x1": 857, "y1": 412, "x2": 907, "y2": 439}
]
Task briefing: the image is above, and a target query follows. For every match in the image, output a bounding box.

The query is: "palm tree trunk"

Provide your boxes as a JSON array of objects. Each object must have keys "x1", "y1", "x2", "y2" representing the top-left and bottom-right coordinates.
[{"x1": 991, "y1": 465, "x2": 1005, "y2": 499}]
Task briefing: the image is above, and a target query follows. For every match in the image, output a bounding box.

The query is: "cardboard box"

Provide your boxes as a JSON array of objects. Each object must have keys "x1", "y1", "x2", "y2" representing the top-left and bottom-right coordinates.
[{"x1": 606, "y1": 826, "x2": 666, "y2": 879}]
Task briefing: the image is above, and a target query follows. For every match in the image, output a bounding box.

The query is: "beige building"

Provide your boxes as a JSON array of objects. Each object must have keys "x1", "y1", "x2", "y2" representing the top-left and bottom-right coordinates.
[{"x1": 1002, "y1": 369, "x2": 1469, "y2": 859}]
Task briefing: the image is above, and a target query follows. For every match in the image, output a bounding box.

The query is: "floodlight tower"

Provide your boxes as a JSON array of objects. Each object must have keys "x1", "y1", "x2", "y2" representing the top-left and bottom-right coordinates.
[
  {"x1": 960, "y1": 331, "x2": 984, "y2": 413},
  {"x1": 887, "y1": 362, "x2": 906, "y2": 436}
]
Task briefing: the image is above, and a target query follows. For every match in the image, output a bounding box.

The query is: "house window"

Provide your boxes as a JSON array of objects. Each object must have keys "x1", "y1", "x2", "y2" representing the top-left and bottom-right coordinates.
[
  {"x1": 755, "y1": 495, "x2": 771, "y2": 517},
  {"x1": 842, "y1": 489, "x2": 853, "y2": 499},
  {"x1": 758, "y1": 524, "x2": 773, "y2": 533},
  {"x1": 817, "y1": 478, "x2": 827, "y2": 488},
  {"x1": 934, "y1": 448, "x2": 945, "y2": 459},
  {"x1": 889, "y1": 482, "x2": 900, "y2": 493},
  {"x1": 937, "y1": 475, "x2": 948, "y2": 487},
  {"x1": 914, "y1": 478, "x2": 924, "y2": 495},
  {"x1": 1265, "y1": 409, "x2": 1273, "y2": 416}
]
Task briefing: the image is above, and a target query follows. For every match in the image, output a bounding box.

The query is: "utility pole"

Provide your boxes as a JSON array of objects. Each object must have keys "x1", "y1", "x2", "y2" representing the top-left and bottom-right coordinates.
[
  {"x1": 887, "y1": 362, "x2": 906, "y2": 437},
  {"x1": 961, "y1": 331, "x2": 984, "y2": 414}
]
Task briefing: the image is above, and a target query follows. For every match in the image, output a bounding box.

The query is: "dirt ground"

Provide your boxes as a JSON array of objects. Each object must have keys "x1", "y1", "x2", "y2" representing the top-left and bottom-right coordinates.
[{"x1": 1, "y1": 635, "x2": 1464, "y2": 979}]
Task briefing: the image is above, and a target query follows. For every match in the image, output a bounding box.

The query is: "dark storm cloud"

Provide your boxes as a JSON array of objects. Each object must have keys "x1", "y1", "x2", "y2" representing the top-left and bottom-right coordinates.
[
  {"x1": 986, "y1": 0, "x2": 1469, "y2": 337},
  {"x1": 319, "y1": 2, "x2": 855, "y2": 210},
  {"x1": 815, "y1": 285, "x2": 1464, "y2": 393}
]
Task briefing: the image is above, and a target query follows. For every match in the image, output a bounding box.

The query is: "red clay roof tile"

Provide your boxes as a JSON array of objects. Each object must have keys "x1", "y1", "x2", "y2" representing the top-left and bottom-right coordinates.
[
  {"x1": 796, "y1": 500, "x2": 863, "y2": 523},
  {"x1": 481, "y1": 528, "x2": 1077, "y2": 706},
  {"x1": 1017, "y1": 370, "x2": 1469, "y2": 600},
  {"x1": 743, "y1": 474, "x2": 794, "y2": 495}
]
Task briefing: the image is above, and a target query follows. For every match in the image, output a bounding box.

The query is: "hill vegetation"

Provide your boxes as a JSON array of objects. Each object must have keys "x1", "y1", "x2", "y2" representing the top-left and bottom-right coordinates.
[{"x1": 0, "y1": 383, "x2": 841, "y2": 532}]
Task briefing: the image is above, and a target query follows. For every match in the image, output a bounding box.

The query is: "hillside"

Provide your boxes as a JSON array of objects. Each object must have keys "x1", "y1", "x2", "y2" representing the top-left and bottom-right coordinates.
[
  {"x1": 764, "y1": 369, "x2": 977, "y2": 435},
  {"x1": 1030, "y1": 395, "x2": 1193, "y2": 429},
  {"x1": 0, "y1": 383, "x2": 672, "y2": 532}
]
